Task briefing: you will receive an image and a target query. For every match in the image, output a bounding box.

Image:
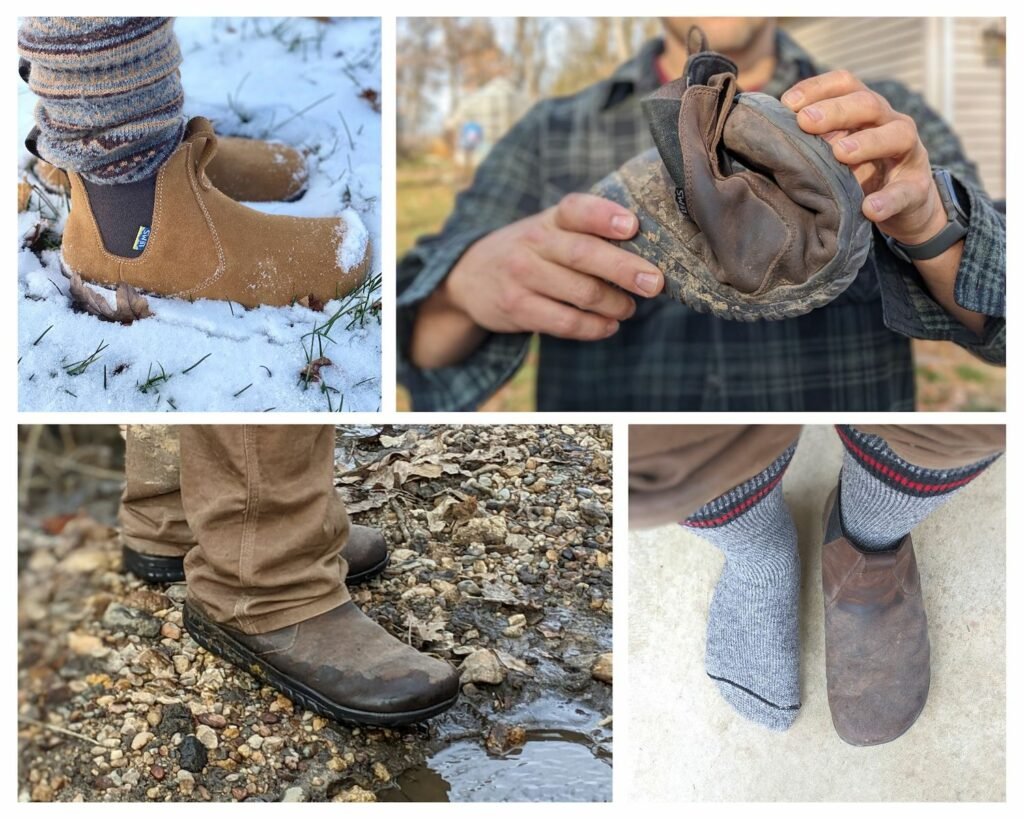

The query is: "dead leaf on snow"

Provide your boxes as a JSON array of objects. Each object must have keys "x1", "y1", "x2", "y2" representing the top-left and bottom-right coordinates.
[
  {"x1": 299, "y1": 356, "x2": 333, "y2": 383},
  {"x1": 68, "y1": 273, "x2": 153, "y2": 325}
]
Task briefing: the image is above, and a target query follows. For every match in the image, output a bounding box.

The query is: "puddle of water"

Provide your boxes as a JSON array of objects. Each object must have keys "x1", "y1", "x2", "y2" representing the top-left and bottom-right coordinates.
[{"x1": 379, "y1": 730, "x2": 611, "y2": 803}]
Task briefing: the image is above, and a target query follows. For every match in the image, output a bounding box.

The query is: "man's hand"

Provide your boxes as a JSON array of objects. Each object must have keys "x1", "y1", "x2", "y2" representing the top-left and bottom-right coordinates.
[
  {"x1": 447, "y1": 193, "x2": 664, "y2": 338},
  {"x1": 782, "y1": 69, "x2": 985, "y2": 337},
  {"x1": 409, "y1": 194, "x2": 664, "y2": 369},
  {"x1": 782, "y1": 70, "x2": 947, "y2": 247}
]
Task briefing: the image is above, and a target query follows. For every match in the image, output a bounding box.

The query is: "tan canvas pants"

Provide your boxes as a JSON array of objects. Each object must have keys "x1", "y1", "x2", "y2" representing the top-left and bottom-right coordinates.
[
  {"x1": 629, "y1": 424, "x2": 1005, "y2": 528},
  {"x1": 121, "y1": 425, "x2": 351, "y2": 634}
]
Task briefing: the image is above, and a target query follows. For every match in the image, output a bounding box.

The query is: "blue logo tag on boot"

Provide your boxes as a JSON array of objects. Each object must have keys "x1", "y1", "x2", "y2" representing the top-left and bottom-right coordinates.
[{"x1": 133, "y1": 225, "x2": 151, "y2": 251}]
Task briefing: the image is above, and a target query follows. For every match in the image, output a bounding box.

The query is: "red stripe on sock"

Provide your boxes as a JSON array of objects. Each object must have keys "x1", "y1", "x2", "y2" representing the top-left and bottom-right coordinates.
[
  {"x1": 835, "y1": 426, "x2": 984, "y2": 493},
  {"x1": 683, "y1": 468, "x2": 786, "y2": 529}
]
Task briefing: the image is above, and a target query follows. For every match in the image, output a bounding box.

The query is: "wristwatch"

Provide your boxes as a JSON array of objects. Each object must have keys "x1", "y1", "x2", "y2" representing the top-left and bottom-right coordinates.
[{"x1": 883, "y1": 168, "x2": 969, "y2": 263}]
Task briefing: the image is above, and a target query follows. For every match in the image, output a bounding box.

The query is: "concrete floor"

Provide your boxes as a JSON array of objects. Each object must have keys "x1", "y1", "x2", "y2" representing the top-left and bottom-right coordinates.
[{"x1": 627, "y1": 425, "x2": 1005, "y2": 801}]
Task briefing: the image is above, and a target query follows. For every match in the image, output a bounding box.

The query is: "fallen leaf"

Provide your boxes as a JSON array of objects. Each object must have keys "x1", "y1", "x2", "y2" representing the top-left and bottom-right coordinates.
[
  {"x1": 359, "y1": 88, "x2": 381, "y2": 112},
  {"x1": 68, "y1": 273, "x2": 153, "y2": 325},
  {"x1": 41, "y1": 513, "x2": 77, "y2": 535},
  {"x1": 300, "y1": 356, "x2": 332, "y2": 383},
  {"x1": 115, "y1": 283, "x2": 153, "y2": 321}
]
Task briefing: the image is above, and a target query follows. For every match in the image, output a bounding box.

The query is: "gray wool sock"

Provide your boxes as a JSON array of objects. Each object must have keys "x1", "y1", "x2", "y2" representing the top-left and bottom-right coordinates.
[
  {"x1": 683, "y1": 445, "x2": 800, "y2": 731},
  {"x1": 837, "y1": 425, "x2": 1000, "y2": 552}
]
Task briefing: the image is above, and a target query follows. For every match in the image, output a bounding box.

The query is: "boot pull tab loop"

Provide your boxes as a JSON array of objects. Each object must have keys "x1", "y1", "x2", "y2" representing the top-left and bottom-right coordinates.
[
  {"x1": 684, "y1": 26, "x2": 739, "y2": 88},
  {"x1": 686, "y1": 25, "x2": 709, "y2": 55},
  {"x1": 195, "y1": 132, "x2": 218, "y2": 191},
  {"x1": 185, "y1": 118, "x2": 219, "y2": 190}
]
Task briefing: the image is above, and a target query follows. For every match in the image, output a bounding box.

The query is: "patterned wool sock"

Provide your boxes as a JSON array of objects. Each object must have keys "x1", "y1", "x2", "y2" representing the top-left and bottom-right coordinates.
[
  {"x1": 683, "y1": 444, "x2": 801, "y2": 731},
  {"x1": 837, "y1": 425, "x2": 1001, "y2": 552},
  {"x1": 18, "y1": 17, "x2": 185, "y2": 184}
]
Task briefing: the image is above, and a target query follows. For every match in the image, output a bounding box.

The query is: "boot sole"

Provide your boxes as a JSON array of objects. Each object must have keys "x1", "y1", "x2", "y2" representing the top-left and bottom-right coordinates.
[
  {"x1": 182, "y1": 602, "x2": 458, "y2": 726},
  {"x1": 122, "y1": 545, "x2": 186, "y2": 583},
  {"x1": 122, "y1": 545, "x2": 389, "y2": 586}
]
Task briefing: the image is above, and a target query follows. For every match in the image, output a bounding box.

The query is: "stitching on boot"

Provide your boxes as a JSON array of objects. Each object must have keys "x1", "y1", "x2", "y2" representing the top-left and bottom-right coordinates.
[{"x1": 176, "y1": 140, "x2": 228, "y2": 298}]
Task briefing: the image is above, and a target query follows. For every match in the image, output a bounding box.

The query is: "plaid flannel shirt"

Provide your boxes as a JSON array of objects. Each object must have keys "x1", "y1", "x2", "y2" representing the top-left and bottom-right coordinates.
[{"x1": 397, "y1": 33, "x2": 1005, "y2": 411}]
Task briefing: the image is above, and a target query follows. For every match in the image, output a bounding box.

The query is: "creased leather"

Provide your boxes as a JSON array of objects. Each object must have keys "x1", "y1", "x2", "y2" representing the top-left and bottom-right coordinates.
[
  {"x1": 593, "y1": 29, "x2": 871, "y2": 320},
  {"x1": 821, "y1": 487, "x2": 930, "y2": 746}
]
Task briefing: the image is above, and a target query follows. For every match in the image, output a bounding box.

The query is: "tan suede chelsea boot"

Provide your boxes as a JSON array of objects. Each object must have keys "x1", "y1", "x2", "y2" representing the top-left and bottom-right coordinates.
[{"x1": 60, "y1": 117, "x2": 370, "y2": 308}]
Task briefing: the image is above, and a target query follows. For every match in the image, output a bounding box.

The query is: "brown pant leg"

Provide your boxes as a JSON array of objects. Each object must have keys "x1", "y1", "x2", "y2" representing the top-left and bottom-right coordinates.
[
  {"x1": 856, "y1": 425, "x2": 1005, "y2": 469},
  {"x1": 179, "y1": 425, "x2": 350, "y2": 635},
  {"x1": 629, "y1": 424, "x2": 802, "y2": 528},
  {"x1": 120, "y1": 424, "x2": 196, "y2": 558}
]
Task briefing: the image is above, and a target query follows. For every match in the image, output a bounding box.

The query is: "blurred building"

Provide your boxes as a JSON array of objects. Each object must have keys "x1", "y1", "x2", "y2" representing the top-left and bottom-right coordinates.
[
  {"x1": 785, "y1": 17, "x2": 1005, "y2": 199},
  {"x1": 447, "y1": 77, "x2": 531, "y2": 165}
]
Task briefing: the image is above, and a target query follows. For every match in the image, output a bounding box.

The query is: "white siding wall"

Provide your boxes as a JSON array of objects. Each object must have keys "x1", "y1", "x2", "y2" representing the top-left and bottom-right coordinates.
[
  {"x1": 784, "y1": 17, "x2": 1004, "y2": 198},
  {"x1": 951, "y1": 18, "x2": 1005, "y2": 198}
]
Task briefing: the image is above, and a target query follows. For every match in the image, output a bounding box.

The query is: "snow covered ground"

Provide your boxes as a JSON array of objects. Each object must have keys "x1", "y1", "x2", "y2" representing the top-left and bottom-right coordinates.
[{"x1": 17, "y1": 17, "x2": 381, "y2": 411}]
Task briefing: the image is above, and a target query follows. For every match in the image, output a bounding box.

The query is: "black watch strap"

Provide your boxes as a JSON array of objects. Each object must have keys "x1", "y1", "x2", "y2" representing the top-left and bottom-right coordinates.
[{"x1": 884, "y1": 168, "x2": 969, "y2": 262}]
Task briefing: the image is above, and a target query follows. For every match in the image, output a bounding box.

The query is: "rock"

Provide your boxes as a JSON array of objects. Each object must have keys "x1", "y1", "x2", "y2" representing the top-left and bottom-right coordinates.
[
  {"x1": 67, "y1": 632, "x2": 106, "y2": 656},
  {"x1": 172, "y1": 656, "x2": 190, "y2": 675},
  {"x1": 58, "y1": 549, "x2": 110, "y2": 573},
  {"x1": 281, "y1": 786, "x2": 306, "y2": 803},
  {"x1": 485, "y1": 723, "x2": 527, "y2": 756},
  {"x1": 579, "y1": 500, "x2": 609, "y2": 526},
  {"x1": 102, "y1": 603, "x2": 161, "y2": 638},
  {"x1": 176, "y1": 770, "x2": 195, "y2": 795},
  {"x1": 460, "y1": 649, "x2": 505, "y2": 685},
  {"x1": 452, "y1": 516, "x2": 507, "y2": 546},
  {"x1": 130, "y1": 731, "x2": 154, "y2": 751},
  {"x1": 166, "y1": 584, "x2": 188, "y2": 604},
  {"x1": 124, "y1": 589, "x2": 171, "y2": 614},
  {"x1": 195, "y1": 724, "x2": 218, "y2": 749},
  {"x1": 371, "y1": 761, "x2": 390, "y2": 782},
  {"x1": 333, "y1": 785, "x2": 376, "y2": 802},
  {"x1": 591, "y1": 653, "x2": 613, "y2": 684},
  {"x1": 197, "y1": 712, "x2": 226, "y2": 729},
  {"x1": 160, "y1": 622, "x2": 181, "y2": 640},
  {"x1": 178, "y1": 735, "x2": 208, "y2": 772}
]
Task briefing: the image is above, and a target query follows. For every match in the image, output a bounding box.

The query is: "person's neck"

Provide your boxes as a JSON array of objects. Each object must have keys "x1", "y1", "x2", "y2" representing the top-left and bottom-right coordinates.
[{"x1": 657, "y1": 28, "x2": 777, "y2": 91}]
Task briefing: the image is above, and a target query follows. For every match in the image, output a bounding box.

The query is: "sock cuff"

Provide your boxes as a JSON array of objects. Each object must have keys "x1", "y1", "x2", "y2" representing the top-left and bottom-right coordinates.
[
  {"x1": 682, "y1": 444, "x2": 796, "y2": 529},
  {"x1": 836, "y1": 425, "x2": 999, "y2": 498}
]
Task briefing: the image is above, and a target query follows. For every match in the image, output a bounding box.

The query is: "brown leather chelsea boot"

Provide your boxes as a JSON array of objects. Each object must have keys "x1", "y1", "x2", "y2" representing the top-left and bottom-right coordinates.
[
  {"x1": 60, "y1": 117, "x2": 370, "y2": 308},
  {"x1": 183, "y1": 599, "x2": 460, "y2": 726},
  {"x1": 593, "y1": 28, "x2": 870, "y2": 321},
  {"x1": 821, "y1": 486, "x2": 931, "y2": 746}
]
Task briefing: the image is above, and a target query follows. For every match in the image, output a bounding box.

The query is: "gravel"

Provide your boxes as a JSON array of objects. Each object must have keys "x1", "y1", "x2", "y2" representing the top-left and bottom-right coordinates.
[{"x1": 18, "y1": 424, "x2": 612, "y2": 802}]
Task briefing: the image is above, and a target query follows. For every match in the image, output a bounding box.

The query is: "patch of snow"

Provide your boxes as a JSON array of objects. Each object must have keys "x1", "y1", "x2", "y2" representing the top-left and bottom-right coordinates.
[{"x1": 337, "y1": 208, "x2": 369, "y2": 272}]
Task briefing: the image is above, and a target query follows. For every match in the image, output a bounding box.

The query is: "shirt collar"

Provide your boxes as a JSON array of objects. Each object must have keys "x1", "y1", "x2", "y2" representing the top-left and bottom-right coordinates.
[{"x1": 601, "y1": 29, "x2": 820, "y2": 111}]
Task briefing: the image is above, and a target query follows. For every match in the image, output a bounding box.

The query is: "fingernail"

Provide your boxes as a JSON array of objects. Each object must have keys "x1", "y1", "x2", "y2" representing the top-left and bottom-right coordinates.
[
  {"x1": 838, "y1": 137, "x2": 858, "y2": 152},
  {"x1": 802, "y1": 106, "x2": 823, "y2": 122},
  {"x1": 611, "y1": 214, "x2": 635, "y2": 235},
  {"x1": 635, "y1": 271, "x2": 660, "y2": 295},
  {"x1": 868, "y1": 195, "x2": 887, "y2": 215},
  {"x1": 605, "y1": 321, "x2": 619, "y2": 336},
  {"x1": 782, "y1": 90, "x2": 803, "y2": 106}
]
